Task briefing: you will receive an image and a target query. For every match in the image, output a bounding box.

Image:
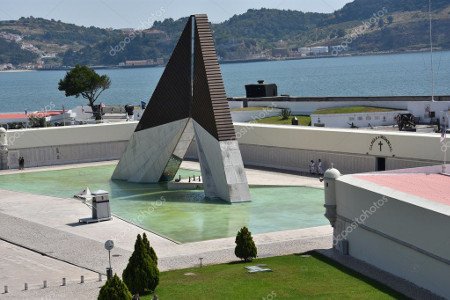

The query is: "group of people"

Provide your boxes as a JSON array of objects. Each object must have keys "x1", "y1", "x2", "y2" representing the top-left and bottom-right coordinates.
[
  {"x1": 18, "y1": 156, "x2": 25, "y2": 170},
  {"x1": 309, "y1": 159, "x2": 323, "y2": 175}
]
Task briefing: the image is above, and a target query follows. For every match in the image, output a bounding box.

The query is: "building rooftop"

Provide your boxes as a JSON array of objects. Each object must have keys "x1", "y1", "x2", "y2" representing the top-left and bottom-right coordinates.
[
  {"x1": 355, "y1": 173, "x2": 450, "y2": 206},
  {"x1": 0, "y1": 111, "x2": 63, "y2": 120},
  {"x1": 338, "y1": 164, "x2": 450, "y2": 216}
]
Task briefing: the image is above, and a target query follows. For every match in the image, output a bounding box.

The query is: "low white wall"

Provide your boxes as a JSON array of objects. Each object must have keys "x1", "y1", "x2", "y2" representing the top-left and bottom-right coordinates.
[
  {"x1": 407, "y1": 101, "x2": 449, "y2": 124},
  {"x1": 334, "y1": 178, "x2": 450, "y2": 298},
  {"x1": 234, "y1": 123, "x2": 444, "y2": 162},
  {"x1": 4, "y1": 122, "x2": 136, "y2": 168},
  {"x1": 228, "y1": 101, "x2": 243, "y2": 109},
  {"x1": 310, "y1": 111, "x2": 407, "y2": 128},
  {"x1": 2, "y1": 122, "x2": 445, "y2": 171},
  {"x1": 6, "y1": 122, "x2": 136, "y2": 149}
]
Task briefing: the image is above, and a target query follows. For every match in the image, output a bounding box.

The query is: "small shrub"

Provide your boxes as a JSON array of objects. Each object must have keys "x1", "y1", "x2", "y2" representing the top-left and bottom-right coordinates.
[
  {"x1": 98, "y1": 274, "x2": 132, "y2": 300},
  {"x1": 280, "y1": 108, "x2": 291, "y2": 120},
  {"x1": 235, "y1": 226, "x2": 257, "y2": 262}
]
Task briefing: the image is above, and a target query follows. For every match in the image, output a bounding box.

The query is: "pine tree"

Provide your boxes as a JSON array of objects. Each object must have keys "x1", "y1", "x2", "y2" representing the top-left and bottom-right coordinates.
[
  {"x1": 123, "y1": 234, "x2": 160, "y2": 295},
  {"x1": 235, "y1": 226, "x2": 257, "y2": 262},
  {"x1": 98, "y1": 274, "x2": 132, "y2": 300},
  {"x1": 142, "y1": 232, "x2": 158, "y2": 265}
]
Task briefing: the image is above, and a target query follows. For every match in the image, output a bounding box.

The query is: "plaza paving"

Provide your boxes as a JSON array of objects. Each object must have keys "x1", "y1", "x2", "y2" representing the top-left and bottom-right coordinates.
[{"x1": 0, "y1": 161, "x2": 331, "y2": 299}]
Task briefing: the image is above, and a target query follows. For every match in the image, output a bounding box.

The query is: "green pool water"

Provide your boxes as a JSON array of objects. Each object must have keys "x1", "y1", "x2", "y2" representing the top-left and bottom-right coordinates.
[{"x1": 0, "y1": 165, "x2": 327, "y2": 243}]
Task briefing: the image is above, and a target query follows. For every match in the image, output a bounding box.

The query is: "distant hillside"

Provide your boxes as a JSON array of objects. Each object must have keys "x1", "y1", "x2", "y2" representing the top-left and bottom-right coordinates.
[
  {"x1": 0, "y1": 38, "x2": 37, "y2": 64},
  {"x1": 331, "y1": 0, "x2": 450, "y2": 23},
  {"x1": 1, "y1": 0, "x2": 450, "y2": 67}
]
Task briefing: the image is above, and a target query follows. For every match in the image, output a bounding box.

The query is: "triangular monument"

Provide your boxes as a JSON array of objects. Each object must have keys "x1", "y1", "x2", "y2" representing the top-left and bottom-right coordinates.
[{"x1": 112, "y1": 14, "x2": 251, "y2": 203}]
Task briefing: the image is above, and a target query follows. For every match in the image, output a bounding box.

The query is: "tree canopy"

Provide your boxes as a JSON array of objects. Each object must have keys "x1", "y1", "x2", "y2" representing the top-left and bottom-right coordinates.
[
  {"x1": 58, "y1": 65, "x2": 110, "y2": 120},
  {"x1": 122, "y1": 234, "x2": 159, "y2": 296},
  {"x1": 98, "y1": 274, "x2": 132, "y2": 300},
  {"x1": 235, "y1": 226, "x2": 257, "y2": 262}
]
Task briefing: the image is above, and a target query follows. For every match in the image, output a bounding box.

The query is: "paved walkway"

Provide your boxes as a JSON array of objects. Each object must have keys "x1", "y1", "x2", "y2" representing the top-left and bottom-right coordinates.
[
  {"x1": 0, "y1": 240, "x2": 98, "y2": 294},
  {"x1": 0, "y1": 161, "x2": 331, "y2": 298}
]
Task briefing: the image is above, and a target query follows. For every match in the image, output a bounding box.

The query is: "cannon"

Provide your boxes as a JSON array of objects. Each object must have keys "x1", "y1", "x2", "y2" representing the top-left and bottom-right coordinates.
[{"x1": 395, "y1": 113, "x2": 416, "y2": 131}]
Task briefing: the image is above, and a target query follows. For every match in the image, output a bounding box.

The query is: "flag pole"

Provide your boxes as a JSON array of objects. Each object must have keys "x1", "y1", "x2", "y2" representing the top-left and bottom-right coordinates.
[
  {"x1": 429, "y1": 0, "x2": 436, "y2": 102},
  {"x1": 442, "y1": 113, "x2": 448, "y2": 174}
]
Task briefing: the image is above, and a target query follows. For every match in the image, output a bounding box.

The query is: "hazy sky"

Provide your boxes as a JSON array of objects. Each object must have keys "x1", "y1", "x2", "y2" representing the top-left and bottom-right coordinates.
[{"x1": 0, "y1": 0, "x2": 353, "y2": 29}]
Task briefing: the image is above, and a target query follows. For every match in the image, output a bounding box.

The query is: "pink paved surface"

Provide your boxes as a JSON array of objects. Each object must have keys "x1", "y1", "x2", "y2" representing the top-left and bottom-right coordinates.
[
  {"x1": 355, "y1": 174, "x2": 450, "y2": 206},
  {"x1": 0, "y1": 111, "x2": 63, "y2": 120}
]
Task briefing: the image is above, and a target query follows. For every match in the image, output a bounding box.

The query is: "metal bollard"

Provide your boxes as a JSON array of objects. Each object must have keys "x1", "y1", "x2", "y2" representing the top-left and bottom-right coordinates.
[
  {"x1": 98, "y1": 273, "x2": 102, "y2": 282},
  {"x1": 4, "y1": 285, "x2": 8, "y2": 293},
  {"x1": 24, "y1": 283, "x2": 28, "y2": 291},
  {"x1": 43, "y1": 280, "x2": 47, "y2": 288},
  {"x1": 80, "y1": 275, "x2": 84, "y2": 284},
  {"x1": 62, "y1": 278, "x2": 66, "y2": 286}
]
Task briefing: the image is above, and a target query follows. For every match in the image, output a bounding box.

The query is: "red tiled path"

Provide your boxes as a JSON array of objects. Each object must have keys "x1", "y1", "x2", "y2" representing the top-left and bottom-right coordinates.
[{"x1": 356, "y1": 174, "x2": 450, "y2": 206}]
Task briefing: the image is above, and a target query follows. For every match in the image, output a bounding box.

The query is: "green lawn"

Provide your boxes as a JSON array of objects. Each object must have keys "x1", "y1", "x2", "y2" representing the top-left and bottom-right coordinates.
[
  {"x1": 231, "y1": 106, "x2": 274, "y2": 111},
  {"x1": 145, "y1": 254, "x2": 402, "y2": 300},
  {"x1": 313, "y1": 106, "x2": 397, "y2": 115},
  {"x1": 254, "y1": 115, "x2": 311, "y2": 126}
]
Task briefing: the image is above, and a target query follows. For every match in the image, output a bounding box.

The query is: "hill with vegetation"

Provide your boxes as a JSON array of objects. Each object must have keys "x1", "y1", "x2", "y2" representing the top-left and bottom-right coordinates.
[{"x1": 1, "y1": 0, "x2": 449, "y2": 67}]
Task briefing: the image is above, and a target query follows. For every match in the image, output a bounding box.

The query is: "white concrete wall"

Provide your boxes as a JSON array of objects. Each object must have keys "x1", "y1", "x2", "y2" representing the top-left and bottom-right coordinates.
[
  {"x1": 6, "y1": 122, "x2": 136, "y2": 149},
  {"x1": 228, "y1": 101, "x2": 243, "y2": 109},
  {"x1": 407, "y1": 101, "x2": 449, "y2": 124},
  {"x1": 310, "y1": 111, "x2": 407, "y2": 128},
  {"x1": 2, "y1": 122, "x2": 445, "y2": 172},
  {"x1": 334, "y1": 178, "x2": 450, "y2": 298},
  {"x1": 5, "y1": 123, "x2": 136, "y2": 168},
  {"x1": 234, "y1": 123, "x2": 445, "y2": 163},
  {"x1": 186, "y1": 142, "x2": 375, "y2": 175}
]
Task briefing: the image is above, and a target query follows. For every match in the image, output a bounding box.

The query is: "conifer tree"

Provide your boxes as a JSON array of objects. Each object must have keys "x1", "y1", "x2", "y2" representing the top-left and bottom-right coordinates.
[
  {"x1": 235, "y1": 226, "x2": 257, "y2": 262},
  {"x1": 123, "y1": 234, "x2": 159, "y2": 295},
  {"x1": 98, "y1": 274, "x2": 132, "y2": 300}
]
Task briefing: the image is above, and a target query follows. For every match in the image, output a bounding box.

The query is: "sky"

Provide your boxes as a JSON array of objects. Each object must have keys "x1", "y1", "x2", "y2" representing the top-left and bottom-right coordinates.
[{"x1": 0, "y1": 0, "x2": 353, "y2": 29}]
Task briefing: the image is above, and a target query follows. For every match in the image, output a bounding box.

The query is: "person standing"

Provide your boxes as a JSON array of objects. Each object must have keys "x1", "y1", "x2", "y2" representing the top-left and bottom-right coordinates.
[
  {"x1": 317, "y1": 159, "x2": 324, "y2": 175},
  {"x1": 309, "y1": 160, "x2": 315, "y2": 174},
  {"x1": 18, "y1": 156, "x2": 24, "y2": 170}
]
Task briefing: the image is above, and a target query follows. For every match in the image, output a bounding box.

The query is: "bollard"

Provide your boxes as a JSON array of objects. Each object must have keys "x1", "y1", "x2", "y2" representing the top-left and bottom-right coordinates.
[
  {"x1": 4, "y1": 285, "x2": 8, "y2": 294},
  {"x1": 62, "y1": 278, "x2": 66, "y2": 286},
  {"x1": 80, "y1": 275, "x2": 84, "y2": 284},
  {"x1": 24, "y1": 283, "x2": 28, "y2": 291},
  {"x1": 106, "y1": 268, "x2": 113, "y2": 280},
  {"x1": 43, "y1": 280, "x2": 47, "y2": 288},
  {"x1": 98, "y1": 273, "x2": 102, "y2": 282}
]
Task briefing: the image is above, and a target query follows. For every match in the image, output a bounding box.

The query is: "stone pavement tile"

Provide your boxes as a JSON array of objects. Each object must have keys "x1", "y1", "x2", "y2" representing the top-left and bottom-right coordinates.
[
  {"x1": 0, "y1": 240, "x2": 98, "y2": 293},
  {"x1": 0, "y1": 212, "x2": 131, "y2": 275}
]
